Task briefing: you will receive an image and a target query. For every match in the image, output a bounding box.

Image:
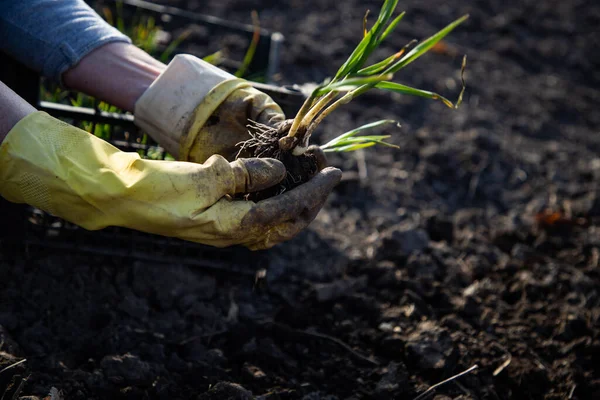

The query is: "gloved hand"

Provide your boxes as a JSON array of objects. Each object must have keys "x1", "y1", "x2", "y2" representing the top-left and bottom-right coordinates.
[
  {"x1": 0, "y1": 112, "x2": 341, "y2": 250},
  {"x1": 134, "y1": 54, "x2": 284, "y2": 163}
]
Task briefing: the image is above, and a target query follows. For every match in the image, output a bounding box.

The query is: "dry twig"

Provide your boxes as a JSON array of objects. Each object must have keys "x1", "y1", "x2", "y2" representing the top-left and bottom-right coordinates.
[
  {"x1": 0, "y1": 358, "x2": 27, "y2": 375},
  {"x1": 301, "y1": 327, "x2": 380, "y2": 366},
  {"x1": 412, "y1": 364, "x2": 478, "y2": 400}
]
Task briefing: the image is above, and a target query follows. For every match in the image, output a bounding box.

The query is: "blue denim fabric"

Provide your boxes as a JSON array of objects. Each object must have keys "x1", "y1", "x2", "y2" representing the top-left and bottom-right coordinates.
[{"x1": 0, "y1": 0, "x2": 131, "y2": 84}]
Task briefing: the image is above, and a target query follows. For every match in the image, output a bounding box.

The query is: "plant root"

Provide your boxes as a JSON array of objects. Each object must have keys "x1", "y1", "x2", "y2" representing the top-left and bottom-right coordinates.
[{"x1": 236, "y1": 119, "x2": 319, "y2": 201}]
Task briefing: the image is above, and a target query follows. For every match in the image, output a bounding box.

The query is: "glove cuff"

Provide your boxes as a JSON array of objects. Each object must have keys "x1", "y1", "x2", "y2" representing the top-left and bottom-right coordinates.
[
  {"x1": 133, "y1": 54, "x2": 243, "y2": 159},
  {"x1": 179, "y1": 78, "x2": 252, "y2": 161}
]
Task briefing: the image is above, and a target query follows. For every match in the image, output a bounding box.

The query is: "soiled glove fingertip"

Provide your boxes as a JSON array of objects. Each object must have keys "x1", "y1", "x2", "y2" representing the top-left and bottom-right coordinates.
[
  {"x1": 320, "y1": 167, "x2": 343, "y2": 185},
  {"x1": 238, "y1": 157, "x2": 286, "y2": 193}
]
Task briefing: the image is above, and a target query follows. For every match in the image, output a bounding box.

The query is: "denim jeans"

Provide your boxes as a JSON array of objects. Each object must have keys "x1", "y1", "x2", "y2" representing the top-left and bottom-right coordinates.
[{"x1": 0, "y1": 0, "x2": 131, "y2": 85}]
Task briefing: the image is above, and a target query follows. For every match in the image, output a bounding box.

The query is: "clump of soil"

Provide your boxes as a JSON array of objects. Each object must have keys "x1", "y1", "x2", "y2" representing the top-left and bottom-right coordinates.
[{"x1": 239, "y1": 120, "x2": 319, "y2": 201}]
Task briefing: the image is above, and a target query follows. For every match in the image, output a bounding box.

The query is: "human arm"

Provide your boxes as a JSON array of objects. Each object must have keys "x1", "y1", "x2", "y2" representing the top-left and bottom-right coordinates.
[
  {"x1": 0, "y1": 110, "x2": 341, "y2": 249},
  {"x1": 0, "y1": 0, "x2": 163, "y2": 111},
  {"x1": 0, "y1": 1, "x2": 342, "y2": 249},
  {"x1": 0, "y1": 0, "x2": 284, "y2": 163},
  {"x1": 0, "y1": 0, "x2": 133, "y2": 85},
  {"x1": 62, "y1": 42, "x2": 166, "y2": 112}
]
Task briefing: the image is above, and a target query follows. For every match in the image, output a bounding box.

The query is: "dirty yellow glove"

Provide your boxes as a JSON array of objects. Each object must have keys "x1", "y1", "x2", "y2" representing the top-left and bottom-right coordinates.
[
  {"x1": 0, "y1": 112, "x2": 341, "y2": 250},
  {"x1": 134, "y1": 54, "x2": 284, "y2": 163}
]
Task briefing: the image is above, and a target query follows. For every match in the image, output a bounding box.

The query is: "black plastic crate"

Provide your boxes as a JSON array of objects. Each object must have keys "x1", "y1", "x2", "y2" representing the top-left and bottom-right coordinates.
[{"x1": 0, "y1": 0, "x2": 306, "y2": 270}]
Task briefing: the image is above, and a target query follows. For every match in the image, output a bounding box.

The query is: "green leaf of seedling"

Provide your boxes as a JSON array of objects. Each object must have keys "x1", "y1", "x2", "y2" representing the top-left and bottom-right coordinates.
[
  {"x1": 323, "y1": 135, "x2": 400, "y2": 152},
  {"x1": 356, "y1": 39, "x2": 417, "y2": 76},
  {"x1": 333, "y1": 119, "x2": 398, "y2": 141},
  {"x1": 376, "y1": 81, "x2": 457, "y2": 108},
  {"x1": 353, "y1": 17, "x2": 413, "y2": 76},
  {"x1": 385, "y1": 14, "x2": 469, "y2": 73},
  {"x1": 357, "y1": 3, "x2": 402, "y2": 62},
  {"x1": 377, "y1": 53, "x2": 467, "y2": 108},
  {"x1": 356, "y1": 52, "x2": 400, "y2": 76},
  {"x1": 353, "y1": 1, "x2": 401, "y2": 75},
  {"x1": 377, "y1": 11, "x2": 406, "y2": 45},
  {"x1": 313, "y1": 73, "x2": 393, "y2": 96},
  {"x1": 333, "y1": 35, "x2": 371, "y2": 81},
  {"x1": 372, "y1": 0, "x2": 399, "y2": 36},
  {"x1": 326, "y1": 142, "x2": 377, "y2": 152},
  {"x1": 202, "y1": 50, "x2": 224, "y2": 66},
  {"x1": 362, "y1": 137, "x2": 400, "y2": 148},
  {"x1": 333, "y1": 0, "x2": 399, "y2": 80},
  {"x1": 285, "y1": 3, "x2": 467, "y2": 146},
  {"x1": 339, "y1": 135, "x2": 395, "y2": 143},
  {"x1": 321, "y1": 119, "x2": 399, "y2": 149}
]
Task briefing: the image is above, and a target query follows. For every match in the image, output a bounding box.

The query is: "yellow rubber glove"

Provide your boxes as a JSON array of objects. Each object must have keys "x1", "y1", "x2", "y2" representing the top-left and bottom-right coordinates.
[
  {"x1": 134, "y1": 55, "x2": 284, "y2": 163},
  {"x1": 0, "y1": 112, "x2": 341, "y2": 250}
]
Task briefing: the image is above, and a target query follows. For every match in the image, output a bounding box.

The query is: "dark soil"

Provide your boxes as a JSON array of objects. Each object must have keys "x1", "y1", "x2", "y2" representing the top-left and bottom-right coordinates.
[
  {"x1": 249, "y1": 149, "x2": 318, "y2": 201},
  {"x1": 2, "y1": 0, "x2": 600, "y2": 399}
]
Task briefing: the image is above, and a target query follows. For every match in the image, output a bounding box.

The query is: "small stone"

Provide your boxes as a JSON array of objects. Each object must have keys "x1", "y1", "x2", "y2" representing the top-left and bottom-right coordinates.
[
  {"x1": 378, "y1": 322, "x2": 394, "y2": 332},
  {"x1": 375, "y1": 362, "x2": 408, "y2": 396},
  {"x1": 197, "y1": 382, "x2": 252, "y2": 400},
  {"x1": 205, "y1": 349, "x2": 227, "y2": 367},
  {"x1": 378, "y1": 224, "x2": 430, "y2": 259},
  {"x1": 301, "y1": 393, "x2": 338, "y2": 400},
  {"x1": 242, "y1": 363, "x2": 266, "y2": 380},
  {"x1": 100, "y1": 353, "x2": 153, "y2": 385},
  {"x1": 510, "y1": 243, "x2": 533, "y2": 261},
  {"x1": 405, "y1": 322, "x2": 454, "y2": 370},
  {"x1": 407, "y1": 252, "x2": 440, "y2": 280}
]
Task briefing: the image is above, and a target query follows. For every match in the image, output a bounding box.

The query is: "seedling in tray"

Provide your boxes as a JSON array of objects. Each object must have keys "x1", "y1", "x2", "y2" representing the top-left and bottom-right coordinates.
[{"x1": 238, "y1": 0, "x2": 468, "y2": 200}]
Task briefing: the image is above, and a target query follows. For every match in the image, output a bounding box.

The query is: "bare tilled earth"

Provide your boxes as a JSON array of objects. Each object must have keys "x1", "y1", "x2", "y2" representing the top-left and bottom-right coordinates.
[{"x1": 1, "y1": 0, "x2": 599, "y2": 399}]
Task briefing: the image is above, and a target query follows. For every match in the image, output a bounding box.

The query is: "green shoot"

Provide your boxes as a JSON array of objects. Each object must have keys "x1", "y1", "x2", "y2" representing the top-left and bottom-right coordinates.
[
  {"x1": 280, "y1": 1, "x2": 469, "y2": 155},
  {"x1": 202, "y1": 50, "x2": 225, "y2": 66},
  {"x1": 377, "y1": 55, "x2": 467, "y2": 109},
  {"x1": 313, "y1": 73, "x2": 394, "y2": 96},
  {"x1": 235, "y1": 11, "x2": 261, "y2": 78},
  {"x1": 332, "y1": 0, "x2": 400, "y2": 81},
  {"x1": 356, "y1": 39, "x2": 417, "y2": 75},
  {"x1": 320, "y1": 120, "x2": 400, "y2": 153},
  {"x1": 384, "y1": 15, "x2": 469, "y2": 74}
]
